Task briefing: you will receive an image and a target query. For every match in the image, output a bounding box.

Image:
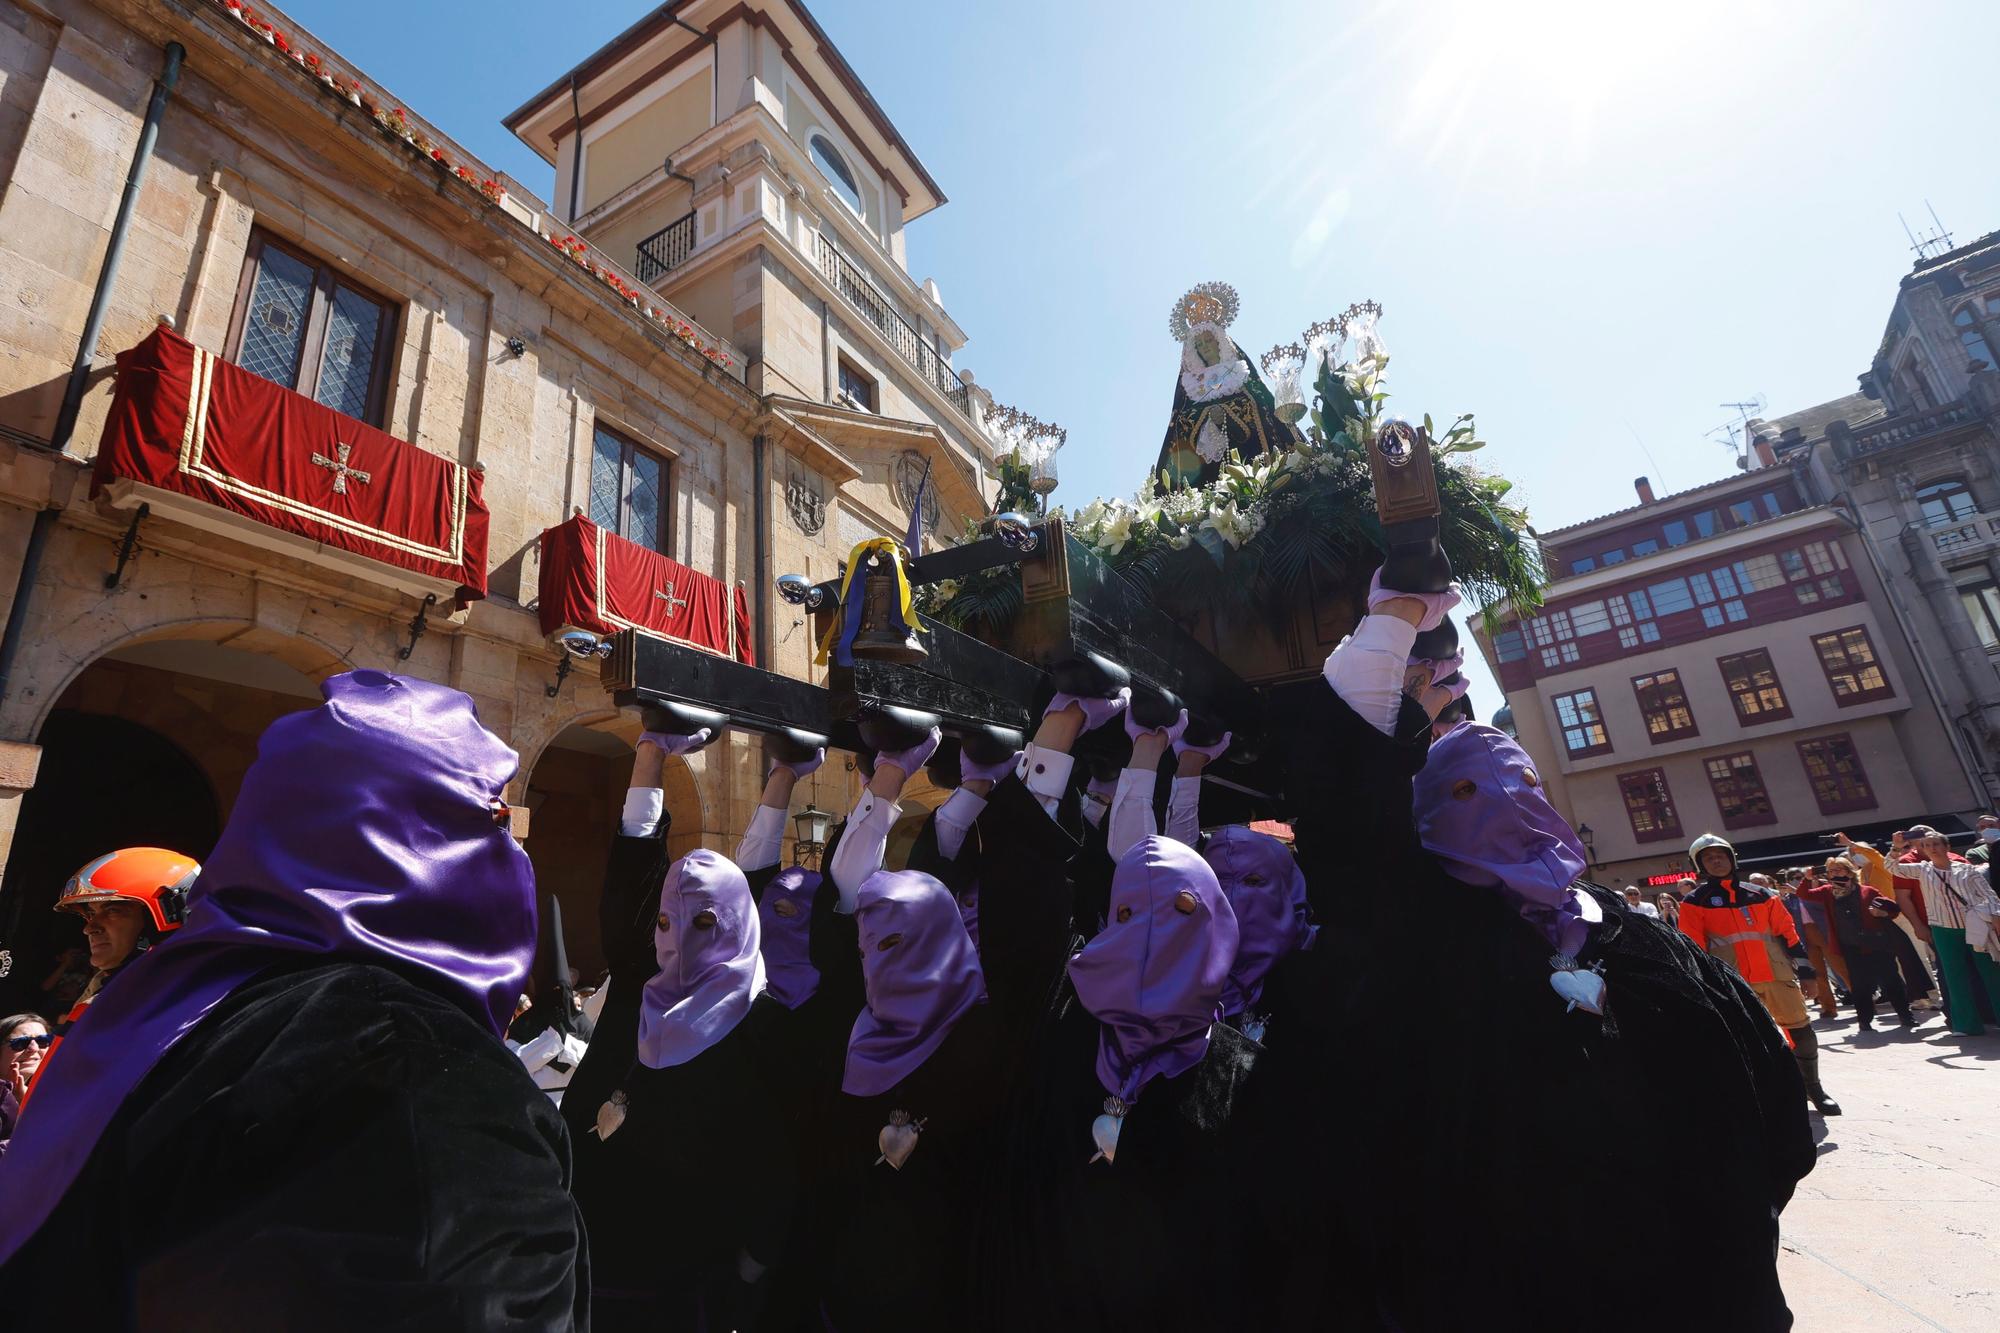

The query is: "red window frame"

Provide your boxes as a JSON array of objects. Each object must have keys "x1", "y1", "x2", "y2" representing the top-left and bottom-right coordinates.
[
  {"x1": 1811, "y1": 626, "x2": 1894, "y2": 705},
  {"x1": 1717, "y1": 649, "x2": 1792, "y2": 725},
  {"x1": 1631, "y1": 668, "x2": 1699, "y2": 743},
  {"x1": 1704, "y1": 751, "x2": 1776, "y2": 829},
  {"x1": 1552, "y1": 687, "x2": 1612, "y2": 758},
  {"x1": 1796, "y1": 733, "x2": 1877, "y2": 815},
  {"x1": 1618, "y1": 767, "x2": 1684, "y2": 843}
]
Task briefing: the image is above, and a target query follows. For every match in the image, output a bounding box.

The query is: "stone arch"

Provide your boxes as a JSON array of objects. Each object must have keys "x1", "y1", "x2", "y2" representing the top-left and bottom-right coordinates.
[
  {"x1": 516, "y1": 714, "x2": 710, "y2": 983},
  {"x1": 9, "y1": 613, "x2": 358, "y2": 743}
]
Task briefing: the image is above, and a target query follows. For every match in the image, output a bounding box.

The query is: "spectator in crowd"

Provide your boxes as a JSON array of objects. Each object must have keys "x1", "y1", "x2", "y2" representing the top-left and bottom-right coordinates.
[
  {"x1": 1908, "y1": 829, "x2": 2000, "y2": 1036},
  {"x1": 1653, "y1": 892, "x2": 1680, "y2": 928},
  {"x1": 1783, "y1": 868, "x2": 1843, "y2": 1020},
  {"x1": 1799, "y1": 858, "x2": 1911, "y2": 1031},
  {"x1": 1, "y1": 1012, "x2": 50, "y2": 1156},
  {"x1": 1967, "y1": 814, "x2": 2000, "y2": 867},
  {"x1": 1850, "y1": 834, "x2": 1944, "y2": 1014},
  {"x1": 1621, "y1": 886, "x2": 1661, "y2": 919}
]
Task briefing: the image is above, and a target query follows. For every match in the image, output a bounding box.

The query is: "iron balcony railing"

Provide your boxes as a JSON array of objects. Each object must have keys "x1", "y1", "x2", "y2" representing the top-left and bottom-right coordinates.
[
  {"x1": 813, "y1": 232, "x2": 969, "y2": 417},
  {"x1": 635, "y1": 211, "x2": 696, "y2": 284}
]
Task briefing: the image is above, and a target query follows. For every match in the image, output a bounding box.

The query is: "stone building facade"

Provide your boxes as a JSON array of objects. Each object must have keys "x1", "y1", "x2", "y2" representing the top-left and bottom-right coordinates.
[
  {"x1": 1757, "y1": 227, "x2": 2000, "y2": 806},
  {"x1": 1473, "y1": 228, "x2": 2000, "y2": 889},
  {"x1": 0, "y1": 0, "x2": 1016, "y2": 994},
  {"x1": 1474, "y1": 466, "x2": 1980, "y2": 890}
]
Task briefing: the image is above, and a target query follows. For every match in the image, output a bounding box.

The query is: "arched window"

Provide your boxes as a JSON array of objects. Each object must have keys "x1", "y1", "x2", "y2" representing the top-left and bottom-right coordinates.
[
  {"x1": 1916, "y1": 478, "x2": 1978, "y2": 529},
  {"x1": 807, "y1": 132, "x2": 863, "y2": 217},
  {"x1": 1956, "y1": 304, "x2": 1997, "y2": 372}
]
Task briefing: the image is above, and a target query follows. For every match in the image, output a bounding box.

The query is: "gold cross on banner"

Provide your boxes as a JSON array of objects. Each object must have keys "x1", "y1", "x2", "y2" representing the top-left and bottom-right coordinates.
[
  {"x1": 653, "y1": 582, "x2": 690, "y2": 614},
  {"x1": 310, "y1": 442, "x2": 373, "y2": 495}
]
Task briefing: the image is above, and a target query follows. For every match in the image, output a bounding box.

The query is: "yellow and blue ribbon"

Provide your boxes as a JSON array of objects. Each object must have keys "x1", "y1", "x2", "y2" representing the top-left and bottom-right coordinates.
[{"x1": 814, "y1": 537, "x2": 927, "y2": 666}]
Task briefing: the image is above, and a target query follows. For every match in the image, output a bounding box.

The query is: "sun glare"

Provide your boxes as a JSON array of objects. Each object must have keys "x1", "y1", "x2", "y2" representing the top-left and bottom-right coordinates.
[{"x1": 1392, "y1": 0, "x2": 1720, "y2": 171}]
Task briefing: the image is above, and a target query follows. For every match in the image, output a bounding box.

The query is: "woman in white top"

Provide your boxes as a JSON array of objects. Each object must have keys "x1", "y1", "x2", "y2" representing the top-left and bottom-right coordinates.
[{"x1": 1910, "y1": 831, "x2": 2000, "y2": 1035}]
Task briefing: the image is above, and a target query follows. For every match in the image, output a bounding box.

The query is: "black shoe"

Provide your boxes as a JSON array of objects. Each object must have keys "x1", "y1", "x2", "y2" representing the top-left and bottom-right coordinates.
[
  {"x1": 1896, "y1": 1011, "x2": 1915, "y2": 1026},
  {"x1": 1855, "y1": 1022, "x2": 1873, "y2": 1032},
  {"x1": 1809, "y1": 1086, "x2": 1842, "y2": 1116}
]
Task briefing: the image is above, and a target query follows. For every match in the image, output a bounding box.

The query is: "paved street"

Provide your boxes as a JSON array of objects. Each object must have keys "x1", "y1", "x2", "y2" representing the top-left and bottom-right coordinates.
[{"x1": 1776, "y1": 1010, "x2": 1999, "y2": 1331}]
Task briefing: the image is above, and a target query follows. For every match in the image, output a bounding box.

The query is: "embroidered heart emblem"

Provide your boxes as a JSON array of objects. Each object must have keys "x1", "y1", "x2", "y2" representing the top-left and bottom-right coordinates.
[
  {"x1": 591, "y1": 1090, "x2": 629, "y2": 1140},
  {"x1": 1089, "y1": 1112, "x2": 1124, "y2": 1165},
  {"x1": 1549, "y1": 968, "x2": 1606, "y2": 1015},
  {"x1": 876, "y1": 1112, "x2": 921, "y2": 1170}
]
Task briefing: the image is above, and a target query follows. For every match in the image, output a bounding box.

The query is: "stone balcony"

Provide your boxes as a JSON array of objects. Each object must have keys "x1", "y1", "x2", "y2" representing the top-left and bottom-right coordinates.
[
  {"x1": 1830, "y1": 398, "x2": 1985, "y2": 459},
  {"x1": 1924, "y1": 509, "x2": 2000, "y2": 563}
]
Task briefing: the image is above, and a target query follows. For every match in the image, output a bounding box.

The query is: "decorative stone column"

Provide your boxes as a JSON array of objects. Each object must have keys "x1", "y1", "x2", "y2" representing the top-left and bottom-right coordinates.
[{"x1": 0, "y1": 741, "x2": 43, "y2": 891}]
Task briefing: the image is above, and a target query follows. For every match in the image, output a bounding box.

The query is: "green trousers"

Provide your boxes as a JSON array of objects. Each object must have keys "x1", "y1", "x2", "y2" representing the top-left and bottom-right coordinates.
[{"x1": 1929, "y1": 925, "x2": 2000, "y2": 1035}]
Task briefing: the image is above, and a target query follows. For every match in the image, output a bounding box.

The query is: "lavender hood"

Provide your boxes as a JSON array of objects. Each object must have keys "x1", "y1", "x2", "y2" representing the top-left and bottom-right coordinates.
[
  {"x1": 1414, "y1": 722, "x2": 1597, "y2": 956},
  {"x1": 637, "y1": 849, "x2": 765, "y2": 1066},
  {"x1": 1069, "y1": 837, "x2": 1238, "y2": 1103},
  {"x1": 0, "y1": 670, "x2": 536, "y2": 1263}
]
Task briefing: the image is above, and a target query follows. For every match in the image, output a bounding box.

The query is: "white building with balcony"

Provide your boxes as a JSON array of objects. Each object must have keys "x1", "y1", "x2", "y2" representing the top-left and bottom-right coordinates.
[{"x1": 503, "y1": 0, "x2": 998, "y2": 565}]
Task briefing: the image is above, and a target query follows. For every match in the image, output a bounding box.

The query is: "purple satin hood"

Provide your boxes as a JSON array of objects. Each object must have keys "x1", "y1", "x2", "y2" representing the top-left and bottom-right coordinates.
[
  {"x1": 842, "y1": 869, "x2": 986, "y2": 1097},
  {"x1": 1069, "y1": 837, "x2": 1238, "y2": 1103},
  {"x1": 1414, "y1": 722, "x2": 1595, "y2": 955},
  {"x1": 1201, "y1": 825, "x2": 1316, "y2": 1018},
  {"x1": 0, "y1": 670, "x2": 535, "y2": 1263},
  {"x1": 758, "y1": 866, "x2": 821, "y2": 1009},
  {"x1": 638, "y1": 850, "x2": 765, "y2": 1067}
]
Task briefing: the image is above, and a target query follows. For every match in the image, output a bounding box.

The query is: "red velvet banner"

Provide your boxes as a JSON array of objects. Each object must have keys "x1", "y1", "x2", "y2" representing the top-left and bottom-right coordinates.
[
  {"x1": 91, "y1": 326, "x2": 489, "y2": 599},
  {"x1": 538, "y1": 515, "x2": 753, "y2": 665}
]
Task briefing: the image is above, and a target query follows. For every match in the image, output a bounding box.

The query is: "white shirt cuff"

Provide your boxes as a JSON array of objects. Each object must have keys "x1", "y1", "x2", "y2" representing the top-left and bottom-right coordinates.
[
  {"x1": 620, "y1": 787, "x2": 664, "y2": 838},
  {"x1": 829, "y1": 789, "x2": 900, "y2": 912},
  {"x1": 1166, "y1": 776, "x2": 1202, "y2": 846},
  {"x1": 1323, "y1": 614, "x2": 1422, "y2": 737},
  {"x1": 736, "y1": 804, "x2": 786, "y2": 871},
  {"x1": 1017, "y1": 744, "x2": 1075, "y2": 818},
  {"x1": 935, "y1": 787, "x2": 989, "y2": 862},
  {"x1": 1107, "y1": 767, "x2": 1158, "y2": 862}
]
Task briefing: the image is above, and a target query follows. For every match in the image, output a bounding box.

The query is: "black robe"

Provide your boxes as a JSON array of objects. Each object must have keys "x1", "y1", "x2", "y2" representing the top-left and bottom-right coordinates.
[
  {"x1": 561, "y1": 819, "x2": 672, "y2": 1319},
  {"x1": 805, "y1": 774, "x2": 1079, "y2": 1333},
  {"x1": 978, "y1": 984, "x2": 1297, "y2": 1333},
  {"x1": 1275, "y1": 688, "x2": 1815, "y2": 1331},
  {"x1": 2, "y1": 959, "x2": 587, "y2": 1332},
  {"x1": 564, "y1": 818, "x2": 801, "y2": 1332}
]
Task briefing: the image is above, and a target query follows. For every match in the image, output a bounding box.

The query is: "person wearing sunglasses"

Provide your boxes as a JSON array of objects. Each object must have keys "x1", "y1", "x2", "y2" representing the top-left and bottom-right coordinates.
[
  {"x1": 0, "y1": 1013, "x2": 50, "y2": 1156},
  {"x1": 1798, "y1": 857, "x2": 1912, "y2": 1031}
]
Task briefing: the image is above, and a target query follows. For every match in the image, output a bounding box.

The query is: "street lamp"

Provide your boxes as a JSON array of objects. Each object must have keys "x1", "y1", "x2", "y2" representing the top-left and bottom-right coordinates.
[
  {"x1": 1577, "y1": 823, "x2": 1596, "y2": 867},
  {"x1": 793, "y1": 803, "x2": 833, "y2": 867}
]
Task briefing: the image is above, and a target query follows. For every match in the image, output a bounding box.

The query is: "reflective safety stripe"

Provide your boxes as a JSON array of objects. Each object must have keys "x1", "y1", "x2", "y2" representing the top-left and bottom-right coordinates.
[{"x1": 1710, "y1": 931, "x2": 1768, "y2": 947}]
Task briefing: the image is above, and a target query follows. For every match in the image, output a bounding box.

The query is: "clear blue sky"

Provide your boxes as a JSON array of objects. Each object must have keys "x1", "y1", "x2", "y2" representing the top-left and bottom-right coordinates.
[{"x1": 280, "y1": 0, "x2": 2000, "y2": 713}]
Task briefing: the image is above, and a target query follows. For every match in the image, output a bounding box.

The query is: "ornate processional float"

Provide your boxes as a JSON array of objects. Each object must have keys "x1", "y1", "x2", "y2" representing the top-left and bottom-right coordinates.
[{"x1": 593, "y1": 283, "x2": 1545, "y2": 821}]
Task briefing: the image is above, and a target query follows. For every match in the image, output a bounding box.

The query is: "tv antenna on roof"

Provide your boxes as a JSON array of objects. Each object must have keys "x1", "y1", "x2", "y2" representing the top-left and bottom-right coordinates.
[
  {"x1": 1900, "y1": 203, "x2": 1955, "y2": 263},
  {"x1": 1709, "y1": 394, "x2": 1767, "y2": 469}
]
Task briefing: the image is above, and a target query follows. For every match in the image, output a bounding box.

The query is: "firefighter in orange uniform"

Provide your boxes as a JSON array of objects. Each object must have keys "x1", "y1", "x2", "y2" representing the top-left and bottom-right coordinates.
[
  {"x1": 1679, "y1": 833, "x2": 1838, "y2": 1115},
  {"x1": 25, "y1": 848, "x2": 199, "y2": 1102}
]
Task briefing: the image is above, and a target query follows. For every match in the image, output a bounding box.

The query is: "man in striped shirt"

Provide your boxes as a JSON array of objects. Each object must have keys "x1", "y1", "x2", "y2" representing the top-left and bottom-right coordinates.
[{"x1": 1909, "y1": 830, "x2": 2000, "y2": 1036}]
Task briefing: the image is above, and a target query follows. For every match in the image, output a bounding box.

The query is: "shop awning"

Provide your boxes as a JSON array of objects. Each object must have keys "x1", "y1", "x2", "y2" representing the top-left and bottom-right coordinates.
[
  {"x1": 538, "y1": 514, "x2": 752, "y2": 664},
  {"x1": 92, "y1": 326, "x2": 489, "y2": 601}
]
